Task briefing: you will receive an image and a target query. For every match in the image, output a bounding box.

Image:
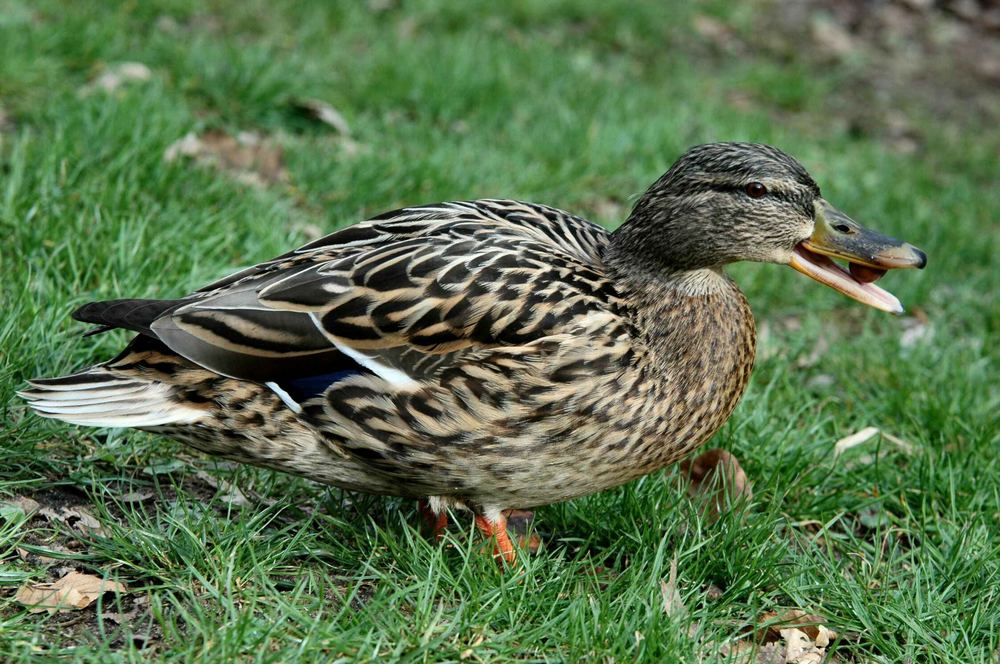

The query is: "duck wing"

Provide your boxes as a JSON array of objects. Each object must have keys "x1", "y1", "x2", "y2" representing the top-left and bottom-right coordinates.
[{"x1": 75, "y1": 201, "x2": 619, "y2": 401}]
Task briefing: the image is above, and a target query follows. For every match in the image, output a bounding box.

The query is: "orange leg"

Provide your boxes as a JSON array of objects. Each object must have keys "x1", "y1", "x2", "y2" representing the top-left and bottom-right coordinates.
[
  {"x1": 474, "y1": 512, "x2": 517, "y2": 566},
  {"x1": 418, "y1": 498, "x2": 449, "y2": 541}
]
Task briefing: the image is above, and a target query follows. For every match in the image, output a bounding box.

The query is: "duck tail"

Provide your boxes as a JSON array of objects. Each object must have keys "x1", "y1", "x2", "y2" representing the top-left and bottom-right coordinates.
[
  {"x1": 70, "y1": 298, "x2": 186, "y2": 337},
  {"x1": 18, "y1": 368, "x2": 207, "y2": 429}
]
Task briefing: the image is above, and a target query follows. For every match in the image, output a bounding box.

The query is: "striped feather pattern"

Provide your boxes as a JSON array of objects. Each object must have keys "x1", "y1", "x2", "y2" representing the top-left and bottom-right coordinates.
[{"x1": 24, "y1": 171, "x2": 766, "y2": 512}]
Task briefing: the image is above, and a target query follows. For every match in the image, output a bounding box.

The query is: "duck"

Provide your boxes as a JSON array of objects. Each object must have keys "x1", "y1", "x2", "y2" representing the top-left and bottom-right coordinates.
[{"x1": 20, "y1": 142, "x2": 926, "y2": 564}]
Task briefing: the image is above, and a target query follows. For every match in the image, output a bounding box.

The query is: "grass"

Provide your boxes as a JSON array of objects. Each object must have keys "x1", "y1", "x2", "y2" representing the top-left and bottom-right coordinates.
[{"x1": 0, "y1": 0, "x2": 997, "y2": 661}]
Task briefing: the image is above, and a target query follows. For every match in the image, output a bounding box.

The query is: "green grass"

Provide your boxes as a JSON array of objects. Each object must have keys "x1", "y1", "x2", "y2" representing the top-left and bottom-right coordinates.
[{"x1": 1, "y1": 0, "x2": 997, "y2": 661}]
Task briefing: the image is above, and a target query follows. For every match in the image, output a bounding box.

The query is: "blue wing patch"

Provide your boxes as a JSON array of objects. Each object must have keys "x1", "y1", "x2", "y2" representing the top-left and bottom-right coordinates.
[{"x1": 280, "y1": 370, "x2": 361, "y2": 401}]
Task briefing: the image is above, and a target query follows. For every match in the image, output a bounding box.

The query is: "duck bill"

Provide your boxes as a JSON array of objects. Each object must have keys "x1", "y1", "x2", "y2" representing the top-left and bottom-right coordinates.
[{"x1": 788, "y1": 199, "x2": 927, "y2": 314}]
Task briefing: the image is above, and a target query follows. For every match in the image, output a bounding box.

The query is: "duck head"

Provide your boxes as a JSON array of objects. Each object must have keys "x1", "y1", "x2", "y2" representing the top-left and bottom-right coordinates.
[{"x1": 613, "y1": 142, "x2": 926, "y2": 313}]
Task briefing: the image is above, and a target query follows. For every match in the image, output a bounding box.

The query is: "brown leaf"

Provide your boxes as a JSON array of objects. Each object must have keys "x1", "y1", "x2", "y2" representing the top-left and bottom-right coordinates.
[
  {"x1": 728, "y1": 610, "x2": 842, "y2": 663},
  {"x1": 37, "y1": 505, "x2": 107, "y2": 536},
  {"x1": 164, "y1": 130, "x2": 287, "y2": 188},
  {"x1": 781, "y1": 627, "x2": 822, "y2": 663},
  {"x1": 1, "y1": 496, "x2": 41, "y2": 518},
  {"x1": 294, "y1": 99, "x2": 351, "y2": 135},
  {"x1": 680, "y1": 448, "x2": 752, "y2": 522},
  {"x1": 15, "y1": 571, "x2": 127, "y2": 613},
  {"x1": 754, "y1": 610, "x2": 837, "y2": 645}
]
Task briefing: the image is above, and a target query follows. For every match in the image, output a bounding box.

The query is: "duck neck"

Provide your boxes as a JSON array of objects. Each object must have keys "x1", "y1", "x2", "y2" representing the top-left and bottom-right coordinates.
[
  {"x1": 604, "y1": 227, "x2": 735, "y2": 310},
  {"x1": 603, "y1": 232, "x2": 755, "y2": 375}
]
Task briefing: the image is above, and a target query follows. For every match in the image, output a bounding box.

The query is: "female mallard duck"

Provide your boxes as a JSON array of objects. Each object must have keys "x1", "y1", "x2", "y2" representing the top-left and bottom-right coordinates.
[{"x1": 21, "y1": 142, "x2": 925, "y2": 563}]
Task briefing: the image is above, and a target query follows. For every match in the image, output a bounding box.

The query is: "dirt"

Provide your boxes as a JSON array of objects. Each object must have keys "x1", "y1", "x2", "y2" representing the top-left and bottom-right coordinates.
[
  {"x1": 689, "y1": 0, "x2": 998, "y2": 150},
  {"x1": 764, "y1": 0, "x2": 999, "y2": 128}
]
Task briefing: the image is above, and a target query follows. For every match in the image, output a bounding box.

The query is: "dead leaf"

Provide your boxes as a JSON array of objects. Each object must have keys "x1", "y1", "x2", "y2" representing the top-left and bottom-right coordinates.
[
  {"x1": 37, "y1": 505, "x2": 107, "y2": 536},
  {"x1": 737, "y1": 610, "x2": 841, "y2": 663},
  {"x1": 719, "y1": 640, "x2": 786, "y2": 664},
  {"x1": 833, "y1": 427, "x2": 879, "y2": 455},
  {"x1": 814, "y1": 625, "x2": 835, "y2": 648},
  {"x1": 660, "y1": 555, "x2": 687, "y2": 618},
  {"x1": 16, "y1": 541, "x2": 76, "y2": 566},
  {"x1": 164, "y1": 130, "x2": 287, "y2": 188},
  {"x1": 293, "y1": 99, "x2": 351, "y2": 135},
  {"x1": 680, "y1": 448, "x2": 752, "y2": 522},
  {"x1": 15, "y1": 571, "x2": 127, "y2": 613},
  {"x1": 834, "y1": 427, "x2": 915, "y2": 457},
  {"x1": 17, "y1": 547, "x2": 62, "y2": 566},
  {"x1": 754, "y1": 609, "x2": 837, "y2": 644},
  {"x1": 119, "y1": 491, "x2": 155, "y2": 503},
  {"x1": 81, "y1": 62, "x2": 152, "y2": 95},
  {"x1": 1, "y1": 496, "x2": 41, "y2": 519},
  {"x1": 781, "y1": 627, "x2": 823, "y2": 663}
]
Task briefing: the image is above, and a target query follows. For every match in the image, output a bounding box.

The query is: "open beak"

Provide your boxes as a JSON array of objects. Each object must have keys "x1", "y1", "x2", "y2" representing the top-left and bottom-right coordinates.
[{"x1": 788, "y1": 199, "x2": 927, "y2": 314}]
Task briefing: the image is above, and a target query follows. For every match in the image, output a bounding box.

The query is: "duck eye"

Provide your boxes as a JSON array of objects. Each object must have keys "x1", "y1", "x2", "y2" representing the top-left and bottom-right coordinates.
[{"x1": 745, "y1": 182, "x2": 767, "y2": 198}]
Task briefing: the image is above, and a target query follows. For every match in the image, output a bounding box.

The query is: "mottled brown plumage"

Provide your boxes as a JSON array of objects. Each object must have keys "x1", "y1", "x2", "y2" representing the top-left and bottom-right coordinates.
[{"x1": 20, "y1": 142, "x2": 926, "y2": 563}]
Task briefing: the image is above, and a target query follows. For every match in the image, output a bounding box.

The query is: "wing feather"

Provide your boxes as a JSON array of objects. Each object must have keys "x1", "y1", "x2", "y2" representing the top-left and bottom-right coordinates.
[{"x1": 139, "y1": 200, "x2": 616, "y2": 388}]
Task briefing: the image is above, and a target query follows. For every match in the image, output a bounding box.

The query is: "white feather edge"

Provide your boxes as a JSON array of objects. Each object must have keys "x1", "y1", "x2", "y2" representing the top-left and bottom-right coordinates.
[
  {"x1": 20, "y1": 376, "x2": 204, "y2": 428},
  {"x1": 307, "y1": 313, "x2": 420, "y2": 390},
  {"x1": 265, "y1": 381, "x2": 302, "y2": 413},
  {"x1": 262, "y1": 314, "x2": 421, "y2": 410}
]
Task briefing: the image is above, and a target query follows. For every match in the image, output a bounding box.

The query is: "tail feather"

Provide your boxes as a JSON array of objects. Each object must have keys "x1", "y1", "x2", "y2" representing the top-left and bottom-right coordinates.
[
  {"x1": 19, "y1": 368, "x2": 206, "y2": 429},
  {"x1": 20, "y1": 383, "x2": 148, "y2": 404},
  {"x1": 71, "y1": 298, "x2": 185, "y2": 336}
]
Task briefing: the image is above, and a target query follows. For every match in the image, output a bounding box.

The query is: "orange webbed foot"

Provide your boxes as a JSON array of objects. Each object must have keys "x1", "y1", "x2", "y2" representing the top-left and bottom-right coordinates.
[{"x1": 475, "y1": 512, "x2": 518, "y2": 566}]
